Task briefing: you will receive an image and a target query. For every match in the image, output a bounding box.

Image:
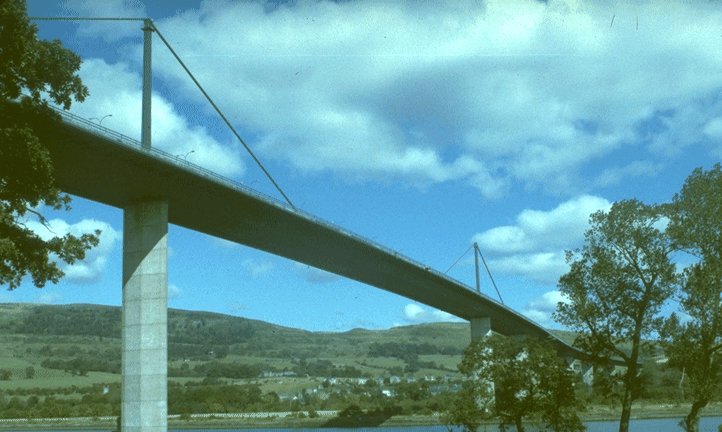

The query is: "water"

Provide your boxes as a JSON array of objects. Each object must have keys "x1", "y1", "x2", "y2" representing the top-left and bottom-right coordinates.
[
  {"x1": 3, "y1": 417, "x2": 721, "y2": 432},
  {"x1": 166, "y1": 417, "x2": 722, "y2": 431}
]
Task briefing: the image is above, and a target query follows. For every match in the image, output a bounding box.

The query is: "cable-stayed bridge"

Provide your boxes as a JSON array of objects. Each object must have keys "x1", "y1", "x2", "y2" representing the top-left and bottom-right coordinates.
[
  {"x1": 23, "y1": 17, "x2": 594, "y2": 432},
  {"x1": 25, "y1": 96, "x2": 593, "y2": 432},
  {"x1": 43, "y1": 104, "x2": 578, "y2": 346}
]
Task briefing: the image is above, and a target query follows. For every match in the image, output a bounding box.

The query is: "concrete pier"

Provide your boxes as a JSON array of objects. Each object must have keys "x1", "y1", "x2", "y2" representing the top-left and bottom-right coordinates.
[
  {"x1": 470, "y1": 317, "x2": 491, "y2": 341},
  {"x1": 122, "y1": 201, "x2": 169, "y2": 432}
]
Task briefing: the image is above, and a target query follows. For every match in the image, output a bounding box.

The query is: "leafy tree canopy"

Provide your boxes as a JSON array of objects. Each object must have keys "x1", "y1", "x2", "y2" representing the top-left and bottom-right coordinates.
[
  {"x1": 0, "y1": 0, "x2": 98, "y2": 289},
  {"x1": 661, "y1": 164, "x2": 722, "y2": 432},
  {"x1": 554, "y1": 199, "x2": 676, "y2": 432},
  {"x1": 447, "y1": 335, "x2": 584, "y2": 432}
]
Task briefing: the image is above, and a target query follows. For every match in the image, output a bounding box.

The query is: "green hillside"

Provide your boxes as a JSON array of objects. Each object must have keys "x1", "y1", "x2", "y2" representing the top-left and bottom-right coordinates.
[
  {"x1": 0, "y1": 303, "x2": 476, "y2": 420},
  {"x1": 0, "y1": 303, "x2": 693, "y2": 422},
  {"x1": 0, "y1": 303, "x2": 470, "y2": 385}
]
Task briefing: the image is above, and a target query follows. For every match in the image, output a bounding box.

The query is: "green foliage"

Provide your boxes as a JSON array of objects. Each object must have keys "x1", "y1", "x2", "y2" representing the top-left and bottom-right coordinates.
[
  {"x1": 0, "y1": 0, "x2": 98, "y2": 289},
  {"x1": 666, "y1": 163, "x2": 722, "y2": 261},
  {"x1": 448, "y1": 335, "x2": 584, "y2": 432},
  {"x1": 15, "y1": 304, "x2": 121, "y2": 337},
  {"x1": 168, "y1": 309, "x2": 257, "y2": 345},
  {"x1": 444, "y1": 378, "x2": 492, "y2": 432},
  {"x1": 41, "y1": 356, "x2": 120, "y2": 375},
  {"x1": 0, "y1": 303, "x2": 472, "y2": 419},
  {"x1": 555, "y1": 199, "x2": 675, "y2": 432},
  {"x1": 293, "y1": 358, "x2": 364, "y2": 378},
  {"x1": 324, "y1": 404, "x2": 402, "y2": 428},
  {"x1": 661, "y1": 164, "x2": 722, "y2": 432},
  {"x1": 168, "y1": 382, "x2": 263, "y2": 414}
]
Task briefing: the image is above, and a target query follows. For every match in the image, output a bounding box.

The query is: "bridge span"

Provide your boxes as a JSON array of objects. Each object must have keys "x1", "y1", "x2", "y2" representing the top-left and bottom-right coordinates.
[
  {"x1": 37, "y1": 106, "x2": 580, "y2": 349},
  {"x1": 26, "y1": 105, "x2": 595, "y2": 431}
]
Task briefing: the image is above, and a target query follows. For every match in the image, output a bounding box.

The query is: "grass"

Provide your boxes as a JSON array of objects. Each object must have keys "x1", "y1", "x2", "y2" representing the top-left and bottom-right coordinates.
[{"x1": 0, "y1": 371, "x2": 119, "y2": 390}]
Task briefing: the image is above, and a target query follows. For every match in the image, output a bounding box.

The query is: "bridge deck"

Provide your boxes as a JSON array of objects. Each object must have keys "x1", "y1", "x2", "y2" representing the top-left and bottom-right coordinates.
[{"x1": 32, "y1": 106, "x2": 590, "y2": 360}]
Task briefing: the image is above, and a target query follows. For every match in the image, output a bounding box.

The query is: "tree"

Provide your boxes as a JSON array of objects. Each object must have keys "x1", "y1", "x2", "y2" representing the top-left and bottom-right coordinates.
[
  {"x1": 0, "y1": 0, "x2": 99, "y2": 289},
  {"x1": 447, "y1": 335, "x2": 584, "y2": 432},
  {"x1": 554, "y1": 199, "x2": 676, "y2": 432},
  {"x1": 661, "y1": 164, "x2": 722, "y2": 432}
]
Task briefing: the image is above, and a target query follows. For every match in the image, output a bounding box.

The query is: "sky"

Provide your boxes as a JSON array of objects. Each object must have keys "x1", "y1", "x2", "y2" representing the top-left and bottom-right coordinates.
[{"x1": 6, "y1": 0, "x2": 722, "y2": 332}]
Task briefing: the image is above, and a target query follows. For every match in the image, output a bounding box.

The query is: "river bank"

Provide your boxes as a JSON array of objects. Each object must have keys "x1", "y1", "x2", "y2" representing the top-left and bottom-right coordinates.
[{"x1": 1, "y1": 403, "x2": 720, "y2": 430}]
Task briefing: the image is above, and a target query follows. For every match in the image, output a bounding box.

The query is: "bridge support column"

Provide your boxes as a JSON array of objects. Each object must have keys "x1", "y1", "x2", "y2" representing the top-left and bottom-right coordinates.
[
  {"x1": 470, "y1": 317, "x2": 491, "y2": 341},
  {"x1": 122, "y1": 201, "x2": 168, "y2": 432}
]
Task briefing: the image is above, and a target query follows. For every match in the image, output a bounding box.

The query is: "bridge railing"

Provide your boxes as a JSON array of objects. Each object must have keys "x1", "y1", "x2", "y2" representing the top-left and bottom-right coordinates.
[
  {"x1": 46, "y1": 104, "x2": 287, "y2": 207},
  {"x1": 49, "y1": 105, "x2": 494, "y2": 302}
]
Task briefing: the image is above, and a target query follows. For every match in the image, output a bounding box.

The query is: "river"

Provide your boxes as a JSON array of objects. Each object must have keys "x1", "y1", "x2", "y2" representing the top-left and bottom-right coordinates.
[
  {"x1": 175, "y1": 417, "x2": 722, "y2": 432},
  {"x1": 3, "y1": 416, "x2": 722, "y2": 432}
]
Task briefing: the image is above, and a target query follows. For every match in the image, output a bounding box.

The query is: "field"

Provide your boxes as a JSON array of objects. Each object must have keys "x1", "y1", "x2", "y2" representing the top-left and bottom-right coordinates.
[{"x1": 0, "y1": 302, "x2": 718, "y2": 425}]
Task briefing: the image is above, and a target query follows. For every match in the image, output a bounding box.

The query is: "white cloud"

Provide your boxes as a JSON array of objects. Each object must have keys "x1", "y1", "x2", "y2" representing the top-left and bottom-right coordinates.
[
  {"x1": 136, "y1": 0, "x2": 722, "y2": 195},
  {"x1": 61, "y1": 0, "x2": 147, "y2": 42},
  {"x1": 475, "y1": 195, "x2": 611, "y2": 254},
  {"x1": 474, "y1": 195, "x2": 611, "y2": 284},
  {"x1": 293, "y1": 263, "x2": 340, "y2": 284},
  {"x1": 26, "y1": 218, "x2": 120, "y2": 283},
  {"x1": 402, "y1": 303, "x2": 463, "y2": 324},
  {"x1": 523, "y1": 290, "x2": 569, "y2": 325},
  {"x1": 704, "y1": 117, "x2": 722, "y2": 139},
  {"x1": 594, "y1": 161, "x2": 664, "y2": 188},
  {"x1": 703, "y1": 118, "x2": 722, "y2": 157},
  {"x1": 168, "y1": 283, "x2": 182, "y2": 300},
  {"x1": 71, "y1": 58, "x2": 245, "y2": 178},
  {"x1": 37, "y1": 292, "x2": 63, "y2": 305},
  {"x1": 242, "y1": 259, "x2": 274, "y2": 278},
  {"x1": 490, "y1": 252, "x2": 569, "y2": 285}
]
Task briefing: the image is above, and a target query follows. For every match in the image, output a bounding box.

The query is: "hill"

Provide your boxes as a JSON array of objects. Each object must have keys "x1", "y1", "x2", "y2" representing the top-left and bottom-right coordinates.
[
  {"x1": 0, "y1": 303, "x2": 694, "y2": 422},
  {"x1": 0, "y1": 302, "x2": 470, "y2": 384}
]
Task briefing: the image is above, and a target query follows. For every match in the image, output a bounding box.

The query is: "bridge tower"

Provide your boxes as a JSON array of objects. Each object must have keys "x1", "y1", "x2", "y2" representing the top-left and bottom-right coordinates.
[
  {"x1": 121, "y1": 19, "x2": 169, "y2": 432},
  {"x1": 470, "y1": 244, "x2": 492, "y2": 342},
  {"x1": 470, "y1": 316, "x2": 491, "y2": 341}
]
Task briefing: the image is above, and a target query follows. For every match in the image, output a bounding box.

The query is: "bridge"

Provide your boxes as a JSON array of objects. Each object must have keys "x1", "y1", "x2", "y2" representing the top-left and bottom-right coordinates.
[
  {"x1": 26, "y1": 102, "x2": 594, "y2": 429},
  {"x1": 37, "y1": 103, "x2": 588, "y2": 345},
  {"x1": 22, "y1": 17, "x2": 592, "y2": 432}
]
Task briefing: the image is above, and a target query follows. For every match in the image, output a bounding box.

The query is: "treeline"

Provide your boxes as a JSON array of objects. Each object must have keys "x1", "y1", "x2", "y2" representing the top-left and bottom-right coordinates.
[
  {"x1": 367, "y1": 342, "x2": 457, "y2": 373},
  {"x1": 38, "y1": 357, "x2": 367, "y2": 380},
  {"x1": 368, "y1": 342, "x2": 462, "y2": 358},
  {"x1": 0, "y1": 383, "x2": 266, "y2": 419},
  {"x1": 0, "y1": 394, "x2": 118, "y2": 419},
  {"x1": 293, "y1": 359, "x2": 364, "y2": 378},
  {"x1": 169, "y1": 383, "x2": 266, "y2": 415},
  {"x1": 13, "y1": 305, "x2": 121, "y2": 338},
  {"x1": 40, "y1": 357, "x2": 120, "y2": 376},
  {"x1": 167, "y1": 310, "x2": 257, "y2": 345},
  {"x1": 11, "y1": 306, "x2": 261, "y2": 347},
  {"x1": 169, "y1": 361, "x2": 263, "y2": 379},
  {"x1": 0, "y1": 381, "x2": 450, "y2": 419}
]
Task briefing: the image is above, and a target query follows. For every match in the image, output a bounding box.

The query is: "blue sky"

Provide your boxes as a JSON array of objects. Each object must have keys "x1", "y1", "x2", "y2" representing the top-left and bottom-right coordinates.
[{"x1": 6, "y1": 0, "x2": 722, "y2": 331}]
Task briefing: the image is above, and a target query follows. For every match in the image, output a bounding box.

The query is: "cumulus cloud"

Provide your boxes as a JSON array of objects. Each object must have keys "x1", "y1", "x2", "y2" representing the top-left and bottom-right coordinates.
[
  {"x1": 402, "y1": 303, "x2": 463, "y2": 324},
  {"x1": 26, "y1": 218, "x2": 120, "y2": 283},
  {"x1": 61, "y1": 0, "x2": 147, "y2": 42},
  {"x1": 594, "y1": 161, "x2": 664, "y2": 188},
  {"x1": 473, "y1": 195, "x2": 611, "y2": 284},
  {"x1": 475, "y1": 195, "x2": 611, "y2": 254},
  {"x1": 70, "y1": 59, "x2": 245, "y2": 178},
  {"x1": 523, "y1": 290, "x2": 569, "y2": 325},
  {"x1": 130, "y1": 0, "x2": 722, "y2": 196}
]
